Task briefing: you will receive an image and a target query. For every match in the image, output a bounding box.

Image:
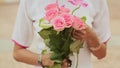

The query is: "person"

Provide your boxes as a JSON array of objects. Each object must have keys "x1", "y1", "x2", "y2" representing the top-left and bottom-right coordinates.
[{"x1": 12, "y1": 0, "x2": 111, "y2": 68}]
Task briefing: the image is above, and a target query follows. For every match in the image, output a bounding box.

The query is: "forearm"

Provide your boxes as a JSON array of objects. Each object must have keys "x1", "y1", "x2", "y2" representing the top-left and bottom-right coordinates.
[
  {"x1": 86, "y1": 31, "x2": 106, "y2": 59},
  {"x1": 13, "y1": 45, "x2": 39, "y2": 66},
  {"x1": 72, "y1": 25, "x2": 107, "y2": 59},
  {"x1": 90, "y1": 44, "x2": 106, "y2": 59}
]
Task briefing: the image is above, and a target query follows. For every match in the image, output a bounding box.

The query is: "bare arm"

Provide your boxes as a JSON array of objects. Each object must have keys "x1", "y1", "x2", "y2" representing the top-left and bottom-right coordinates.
[
  {"x1": 13, "y1": 45, "x2": 54, "y2": 66},
  {"x1": 72, "y1": 25, "x2": 107, "y2": 59},
  {"x1": 13, "y1": 44, "x2": 68, "y2": 67},
  {"x1": 13, "y1": 45, "x2": 40, "y2": 66},
  {"x1": 85, "y1": 26, "x2": 106, "y2": 59}
]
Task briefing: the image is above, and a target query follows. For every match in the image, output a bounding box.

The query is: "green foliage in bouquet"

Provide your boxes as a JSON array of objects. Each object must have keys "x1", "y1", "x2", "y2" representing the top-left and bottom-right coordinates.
[
  {"x1": 38, "y1": 27, "x2": 73, "y2": 68},
  {"x1": 38, "y1": 27, "x2": 73, "y2": 60}
]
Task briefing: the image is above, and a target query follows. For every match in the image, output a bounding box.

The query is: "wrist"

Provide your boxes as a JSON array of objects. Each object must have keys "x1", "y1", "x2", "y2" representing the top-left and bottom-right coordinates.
[
  {"x1": 38, "y1": 54, "x2": 45, "y2": 68},
  {"x1": 88, "y1": 43, "x2": 105, "y2": 52},
  {"x1": 87, "y1": 37, "x2": 100, "y2": 47},
  {"x1": 87, "y1": 36, "x2": 101, "y2": 51}
]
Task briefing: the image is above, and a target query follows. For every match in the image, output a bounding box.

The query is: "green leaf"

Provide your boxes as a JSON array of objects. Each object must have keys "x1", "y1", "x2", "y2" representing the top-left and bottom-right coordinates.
[
  {"x1": 44, "y1": 39, "x2": 50, "y2": 47},
  {"x1": 39, "y1": 18, "x2": 44, "y2": 23},
  {"x1": 50, "y1": 53, "x2": 63, "y2": 61},
  {"x1": 39, "y1": 18, "x2": 52, "y2": 29},
  {"x1": 41, "y1": 49, "x2": 47, "y2": 55},
  {"x1": 61, "y1": 38, "x2": 73, "y2": 57},
  {"x1": 38, "y1": 28, "x2": 52, "y2": 39},
  {"x1": 81, "y1": 16, "x2": 87, "y2": 23},
  {"x1": 54, "y1": 60, "x2": 62, "y2": 64},
  {"x1": 39, "y1": 28, "x2": 74, "y2": 65},
  {"x1": 70, "y1": 40, "x2": 83, "y2": 53},
  {"x1": 48, "y1": 28, "x2": 73, "y2": 60},
  {"x1": 47, "y1": 64, "x2": 61, "y2": 68},
  {"x1": 49, "y1": 31, "x2": 64, "y2": 53},
  {"x1": 60, "y1": 28, "x2": 73, "y2": 57}
]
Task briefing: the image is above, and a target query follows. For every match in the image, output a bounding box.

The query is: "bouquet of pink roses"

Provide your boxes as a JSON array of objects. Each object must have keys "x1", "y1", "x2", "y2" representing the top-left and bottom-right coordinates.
[{"x1": 38, "y1": 0, "x2": 88, "y2": 68}]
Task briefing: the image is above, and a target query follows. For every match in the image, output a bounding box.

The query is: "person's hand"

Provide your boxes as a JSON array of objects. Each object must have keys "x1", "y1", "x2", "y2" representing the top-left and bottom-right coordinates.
[
  {"x1": 61, "y1": 59, "x2": 68, "y2": 68},
  {"x1": 72, "y1": 25, "x2": 88, "y2": 40},
  {"x1": 72, "y1": 25, "x2": 97, "y2": 41},
  {"x1": 72, "y1": 25, "x2": 100, "y2": 48},
  {"x1": 72, "y1": 29, "x2": 87, "y2": 40},
  {"x1": 41, "y1": 54, "x2": 54, "y2": 67},
  {"x1": 41, "y1": 54, "x2": 68, "y2": 68}
]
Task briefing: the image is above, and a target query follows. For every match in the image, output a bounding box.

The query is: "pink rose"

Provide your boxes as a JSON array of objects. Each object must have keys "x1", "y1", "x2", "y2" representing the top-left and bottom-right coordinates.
[
  {"x1": 45, "y1": 3, "x2": 58, "y2": 11},
  {"x1": 59, "y1": 6, "x2": 70, "y2": 13},
  {"x1": 45, "y1": 8, "x2": 58, "y2": 21},
  {"x1": 68, "y1": 0, "x2": 81, "y2": 5},
  {"x1": 72, "y1": 16, "x2": 85, "y2": 30},
  {"x1": 51, "y1": 16, "x2": 65, "y2": 31},
  {"x1": 60, "y1": 13, "x2": 73, "y2": 28},
  {"x1": 68, "y1": 0, "x2": 88, "y2": 7},
  {"x1": 80, "y1": 1, "x2": 88, "y2": 7}
]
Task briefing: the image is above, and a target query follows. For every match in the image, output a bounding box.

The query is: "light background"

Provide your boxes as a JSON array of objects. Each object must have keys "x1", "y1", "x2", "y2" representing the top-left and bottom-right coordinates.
[{"x1": 0, "y1": 0, "x2": 120, "y2": 68}]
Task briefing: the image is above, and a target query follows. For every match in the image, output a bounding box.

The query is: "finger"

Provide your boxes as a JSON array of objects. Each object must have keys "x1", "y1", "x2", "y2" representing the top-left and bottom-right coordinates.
[
  {"x1": 63, "y1": 59, "x2": 67, "y2": 62},
  {"x1": 62, "y1": 59, "x2": 68, "y2": 67},
  {"x1": 47, "y1": 54, "x2": 54, "y2": 66},
  {"x1": 74, "y1": 30, "x2": 87, "y2": 39},
  {"x1": 72, "y1": 30, "x2": 81, "y2": 37},
  {"x1": 42, "y1": 54, "x2": 53, "y2": 66},
  {"x1": 43, "y1": 60, "x2": 54, "y2": 66},
  {"x1": 49, "y1": 61, "x2": 54, "y2": 66},
  {"x1": 81, "y1": 29, "x2": 86, "y2": 35},
  {"x1": 62, "y1": 62, "x2": 68, "y2": 68},
  {"x1": 75, "y1": 29, "x2": 86, "y2": 35},
  {"x1": 64, "y1": 62, "x2": 68, "y2": 66},
  {"x1": 62, "y1": 63, "x2": 68, "y2": 68},
  {"x1": 73, "y1": 33, "x2": 82, "y2": 40},
  {"x1": 46, "y1": 54, "x2": 51, "y2": 59},
  {"x1": 74, "y1": 31, "x2": 83, "y2": 37}
]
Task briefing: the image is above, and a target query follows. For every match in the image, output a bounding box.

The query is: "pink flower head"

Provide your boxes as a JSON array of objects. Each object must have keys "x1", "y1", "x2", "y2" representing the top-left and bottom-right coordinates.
[
  {"x1": 59, "y1": 5, "x2": 70, "y2": 13},
  {"x1": 68, "y1": 0, "x2": 88, "y2": 7},
  {"x1": 80, "y1": 1, "x2": 88, "y2": 7},
  {"x1": 45, "y1": 8, "x2": 59, "y2": 21},
  {"x1": 51, "y1": 16, "x2": 65, "y2": 31},
  {"x1": 60, "y1": 13, "x2": 73, "y2": 28},
  {"x1": 45, "y1": 3, "x2": 58, "y2": 11},
  {"x1": 72, "y1": 16, "x2": 85, "y2": 30}
]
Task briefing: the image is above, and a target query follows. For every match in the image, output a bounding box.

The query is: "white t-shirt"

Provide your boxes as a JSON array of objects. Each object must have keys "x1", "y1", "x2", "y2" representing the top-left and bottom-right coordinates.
[{"x1": 12, "y1": 0, "x2": 111, "y2": 68}]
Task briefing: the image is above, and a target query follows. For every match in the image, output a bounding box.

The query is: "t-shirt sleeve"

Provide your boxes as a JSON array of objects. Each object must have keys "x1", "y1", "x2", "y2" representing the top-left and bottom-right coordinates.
[
  {"x1": 12, "y1": 0, "x2": 33, "y2": 48},
  {"x1": 92, "y1": 0, "x2": 111, "y2": 43}
]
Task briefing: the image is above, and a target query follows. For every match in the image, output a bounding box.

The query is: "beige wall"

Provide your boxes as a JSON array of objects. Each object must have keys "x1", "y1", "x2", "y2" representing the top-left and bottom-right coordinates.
[
  {"x1": 0, "y1": 0, "x2": 5, "y2": 3},
  {"x1": 0, "y1": 0, "x2": 18, "y2": 4}
]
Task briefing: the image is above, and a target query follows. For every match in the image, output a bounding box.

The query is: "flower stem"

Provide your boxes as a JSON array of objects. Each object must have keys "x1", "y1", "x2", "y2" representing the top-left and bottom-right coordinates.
[
  {"x1": 72, "y1": 5, "x2": 80, "y2": 15},
  {"x1": 69, "y1": 28, "x2": 73, "y2": 37},
  {"x1": 75, "y1": 53, "x2": 79, "y2": 68}
]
